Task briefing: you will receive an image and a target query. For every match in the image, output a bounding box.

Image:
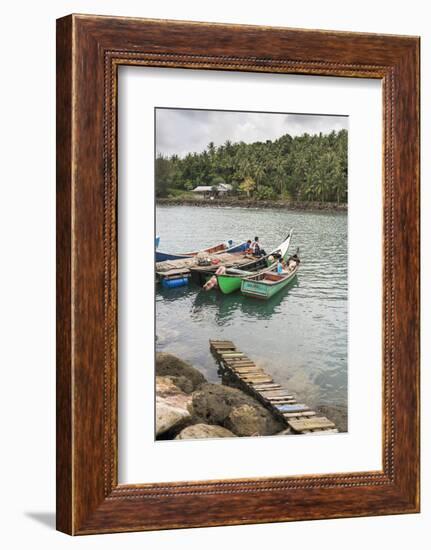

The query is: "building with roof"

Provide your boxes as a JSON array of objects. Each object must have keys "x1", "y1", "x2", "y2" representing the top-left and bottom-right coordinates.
[{"x1": 192, "y1": 183, "x2": 233, "y2": 198}]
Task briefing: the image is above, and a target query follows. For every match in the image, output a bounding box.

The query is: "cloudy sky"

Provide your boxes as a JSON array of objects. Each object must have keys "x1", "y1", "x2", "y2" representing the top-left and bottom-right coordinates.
[{"x1": 156, "y1": 108, "x2": 348, "y2": 158}]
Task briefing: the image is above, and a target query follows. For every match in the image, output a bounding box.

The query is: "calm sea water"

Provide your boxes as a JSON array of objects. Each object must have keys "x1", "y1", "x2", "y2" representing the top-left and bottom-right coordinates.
[{"x1": 156, "y1": 205, "x2": 347, "y2": 410}]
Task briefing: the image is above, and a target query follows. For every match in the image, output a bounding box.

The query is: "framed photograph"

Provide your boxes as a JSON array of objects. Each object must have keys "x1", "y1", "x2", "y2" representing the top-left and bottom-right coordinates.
[{"x1": 56, "y1": 14, "x2": 420, "y2": 534}]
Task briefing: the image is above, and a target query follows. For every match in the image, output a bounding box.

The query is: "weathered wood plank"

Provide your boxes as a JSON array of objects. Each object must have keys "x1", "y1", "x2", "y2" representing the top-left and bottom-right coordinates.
[
  {"x1": 212, "y1": 345, "x2": 236, "y2": 350},
  {"x1": 224, "y1": 363, "x2": 251, "y2": 368},
  {"x1": 242, "y1": 376, "x2": 273, "y2": 383},
  {"x1": 260, "y1": 392, "x2": 294, "y2": 399},
  {"x1": 258, "y1": 388, "x2": 293, "y2": 394},
  {"x1": 225, "y1": 360, "x2": 254, "y2": 366},
  {"x1": 210, "y1": 342, "x2": 235, "y2": 349},
  {"x1": 288, "y1": 417, "x2": 336, "y2": 432},
  {"x1": 241, "y1": 374, "x2": 273, "y2": 380},
  {"x1": 283, "y1": 411, "x2": 317, "y2": 418},
  {"x1": 225, "y1": 357, "x2": 253, "y2": 361},
  {"x1": 269, "y1": 403, "x2": 297, "y2": 408},
  {"x1": 274, "y1": 404, "x2": 310, "y2": 413},
  {"x1": 263, "y1": 393, "x2": 295, "y2": 398},
  {"x1": 252, "y1": 384, "x2": 282, "y2": 390},
  {"x1": 265, "y1": 398, "x2": 296, "y2": 407},
  {"x1": 231, "y1": 363, "x2": 259, "y2": 368},
  {"x1": 255, "y1": 384, "x2": 283, "y2": 389},
  {"x1": 232, "y1": 367, "x2": 264, "y2": 373}
]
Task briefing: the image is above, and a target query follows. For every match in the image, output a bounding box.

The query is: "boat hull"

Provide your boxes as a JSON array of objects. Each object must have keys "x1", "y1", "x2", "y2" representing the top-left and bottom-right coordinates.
[
  {"x1": 217, "y1": 274, "x2": 243, "y2": 294},
  {"x1": 155, "y1": 250, "x2": 187, "y2": 262},
  {"x1": 241, "y1": 269, "x2": 297, "y2": 299},
  {"x1": 155, "y1": 240, "x2": 246, "y2": 263}
]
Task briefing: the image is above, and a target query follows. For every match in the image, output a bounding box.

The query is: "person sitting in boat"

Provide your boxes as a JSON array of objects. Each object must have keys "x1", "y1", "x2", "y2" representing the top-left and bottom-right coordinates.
[
  {"x1": 288, "y1": 253, "x2": 300, "y2": 266},
  {"x1": 245, "y1": 240, "x2": 253, "y2": 253},
  {"x1": 277, "y1": 258, "x2": 284, "y2": 274},
  {"x1": 285, "y1": 253, "x2": 300, "y2": 272},
  {"x1": 224, "y1": 239, "x2": 233, "y2": 250},
  {"x1": 250, "y1": 236, "x2": 266, "y2": 257}
]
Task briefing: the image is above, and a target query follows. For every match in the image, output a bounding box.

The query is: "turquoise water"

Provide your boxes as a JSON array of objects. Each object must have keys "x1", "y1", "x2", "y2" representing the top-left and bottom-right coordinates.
[{"x1": 156, "y1": 205, "x2": 347, "y2": 410}]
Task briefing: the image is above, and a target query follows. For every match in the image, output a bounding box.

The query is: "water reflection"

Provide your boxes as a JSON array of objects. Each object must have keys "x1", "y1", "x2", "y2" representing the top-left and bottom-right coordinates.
[{"x1": 190, "y1": 277, "x2": 299, "y2": 323}]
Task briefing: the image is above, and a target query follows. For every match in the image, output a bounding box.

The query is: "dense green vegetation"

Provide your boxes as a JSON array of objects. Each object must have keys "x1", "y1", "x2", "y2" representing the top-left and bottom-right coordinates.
[{"x1": 155, "y1": 129, "x2": 347, "y2": 203}]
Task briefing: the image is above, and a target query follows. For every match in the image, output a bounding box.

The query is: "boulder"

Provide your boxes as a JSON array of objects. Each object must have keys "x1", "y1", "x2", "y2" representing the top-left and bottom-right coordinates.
[
  {"x1": 225, "y1": 404, "x2": 279, "y2": 436},
  {"x1": 175, "y1": 423, "x2": 236, "y2": 440},
  {"x1": 166, "y1": 375, "x2": 194, "y2": 394},
  {"x1": 155, "y1": 376, "x2": 192, "y2": 437},
  {"x1": 191, "y1": 383, "x2": 284, "y2": 436},
  {"x1": 156, "y1": 353, "x2": 206, "y2": 392},
  {"x1": 156, "y1": 376, "x2": 192, "y2": 411},
  {"x1": 156, "y1": 402, "x2": 190, "y2": 437}
]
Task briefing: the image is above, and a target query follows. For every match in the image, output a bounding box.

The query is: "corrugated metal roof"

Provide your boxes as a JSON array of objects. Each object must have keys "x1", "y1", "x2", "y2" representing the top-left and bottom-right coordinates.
[
  {"x1": 192, "y1": 184, "x2": 232, "y2": 192},
  {"x1": 192, "y1": 186, "x2": 213, "y2": 192}
]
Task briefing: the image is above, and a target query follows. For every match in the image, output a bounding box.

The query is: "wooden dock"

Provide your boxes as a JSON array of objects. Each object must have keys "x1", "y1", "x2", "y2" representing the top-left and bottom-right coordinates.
[
  {"x1": 210, "y1": 340, "x2": 337, "y2": 435},
  {"x1": 156, "y1": 252, "x2": 253, "y2": 278}
]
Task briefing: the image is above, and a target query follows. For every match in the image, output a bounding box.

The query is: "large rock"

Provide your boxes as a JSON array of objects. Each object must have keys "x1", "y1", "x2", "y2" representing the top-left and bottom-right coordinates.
[
  {"x1": 156, "y1": 376, "x2": 193, "y2": 410},
  {"x1": 165, "y1": 375, "x2": 194, "y2": 394},
  {"x1": 175, "y1": 423, "x2": 236, "y2": 440},
  {"x1": 155, "y1": 376, "x2": 192, "y2": 437},
  {"x1": 191, "y1": 383, "x2": 284, "y2": 436},
  {"x1": 156, "y1": 402, "x2": 190, "y2": 437},
  {"x1": 156, "y1": 353, "x2": 206, "y2": 393},
  {"x1": 225, "y1": 404, "x2": 279, "y2": 436}
]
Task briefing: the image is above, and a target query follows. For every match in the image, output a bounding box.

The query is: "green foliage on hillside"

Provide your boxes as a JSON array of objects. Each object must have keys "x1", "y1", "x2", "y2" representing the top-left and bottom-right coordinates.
[{"x1": 155, "y1": 129, "x2": 347, "y2": 203}]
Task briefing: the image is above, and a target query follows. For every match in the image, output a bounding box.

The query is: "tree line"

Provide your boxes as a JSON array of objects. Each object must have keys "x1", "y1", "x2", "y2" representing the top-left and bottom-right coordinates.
[{"x1": 155, "y1": 129, "x2": 347, "y2": 203}]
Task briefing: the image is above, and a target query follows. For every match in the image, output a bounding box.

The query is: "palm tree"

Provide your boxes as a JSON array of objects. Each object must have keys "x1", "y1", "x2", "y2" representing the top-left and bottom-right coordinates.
[
  {"x1": 207, "y1": 141, "x2": 216, "y2": 158},
  {"x1": 239, "y1": 176, "x2": 256, "y2": 198}
]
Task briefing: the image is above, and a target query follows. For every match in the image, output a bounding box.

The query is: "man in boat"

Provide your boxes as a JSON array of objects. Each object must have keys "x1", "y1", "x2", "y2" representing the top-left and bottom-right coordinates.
[
  {"x1": 285, "y1": 253, "x2": 300, "y2": 271},
  {"x1": 277, "y1": 258, "x2": 284, "y2": 274},
  {"x1": 250, "y1": 236, "x2": 266, "y2": 257},
  {"x1": 245, "y1": 240, "x2": 253, "y2": 254}
]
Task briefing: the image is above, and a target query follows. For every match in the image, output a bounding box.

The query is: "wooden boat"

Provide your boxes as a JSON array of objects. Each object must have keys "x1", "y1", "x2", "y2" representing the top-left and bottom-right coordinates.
[
  {"x1": 241, "y1": 254, "x2": 300, "y2": 300},
  {"x1": 214, "y1": 230, "x2": 294, "y2": 294},
  {"x1": 155, "y1": 239, "x2": 247, "y2": 262}
]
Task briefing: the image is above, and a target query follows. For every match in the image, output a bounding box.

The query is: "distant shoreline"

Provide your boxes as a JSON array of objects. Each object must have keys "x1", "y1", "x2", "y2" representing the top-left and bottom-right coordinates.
[{"x1": 156, "y1": 197, "x2": 348, "y2": 212}]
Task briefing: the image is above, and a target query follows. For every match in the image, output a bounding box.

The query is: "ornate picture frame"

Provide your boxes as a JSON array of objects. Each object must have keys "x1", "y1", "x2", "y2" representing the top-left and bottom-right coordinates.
[{"x1": 56, "y1": 14, "x2": 420, "y2": 534}]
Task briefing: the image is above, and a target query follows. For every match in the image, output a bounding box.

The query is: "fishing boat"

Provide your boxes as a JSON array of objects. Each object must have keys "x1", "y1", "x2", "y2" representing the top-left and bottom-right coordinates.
[
  {"x1": 214, "y1": 230, "x2": 294, "y2": 294},
  {"x1": 241, "y1": 253, "x2": 300, "y2": 300},
  {"x1": 155, "y1": 239, "x2": 247, "y2": 262}
]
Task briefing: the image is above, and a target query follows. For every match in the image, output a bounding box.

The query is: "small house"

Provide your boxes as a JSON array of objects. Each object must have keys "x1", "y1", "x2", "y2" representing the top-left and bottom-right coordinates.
[{"x1": 192, "y1": 183, "x2": 233, "y2": 199}]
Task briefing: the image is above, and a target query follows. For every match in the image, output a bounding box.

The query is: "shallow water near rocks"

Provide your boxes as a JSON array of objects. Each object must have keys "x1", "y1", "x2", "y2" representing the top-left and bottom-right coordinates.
[{"x1": 156, "y1": 205, "x2": 347, "y2": 421}]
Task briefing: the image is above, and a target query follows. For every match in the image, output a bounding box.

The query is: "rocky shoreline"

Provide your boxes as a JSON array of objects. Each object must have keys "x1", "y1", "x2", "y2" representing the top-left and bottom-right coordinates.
[
  {"x1": 156, "y1": 352, "x2": 346, "y2": 440},
  {"x1": 156, "y1": 197, "x2": 347, "y2": 212}
]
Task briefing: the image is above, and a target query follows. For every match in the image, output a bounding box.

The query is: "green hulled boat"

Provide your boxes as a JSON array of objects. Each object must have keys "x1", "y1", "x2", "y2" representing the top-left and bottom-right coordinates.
[
  {"x1": 217, "y1": 268, "x2": 254, "y2": 294},
  {"x1": 215, "y1": 230, "x2": 293, "y2": 294},
  {"x1": 241, "y1": 257, "x2": 300, "y2": 300}
]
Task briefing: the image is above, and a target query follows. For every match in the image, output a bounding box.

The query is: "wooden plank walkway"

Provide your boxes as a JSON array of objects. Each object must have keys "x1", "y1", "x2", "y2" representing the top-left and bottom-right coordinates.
[{"x1": 210, "y1": 339, "x2": 337, "y2": 435}]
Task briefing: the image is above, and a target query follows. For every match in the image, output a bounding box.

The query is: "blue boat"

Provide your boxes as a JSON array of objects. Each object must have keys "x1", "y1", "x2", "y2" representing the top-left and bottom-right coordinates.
[{"x1": 155, "y1": 239, "x2": 247, "y2": 263}]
